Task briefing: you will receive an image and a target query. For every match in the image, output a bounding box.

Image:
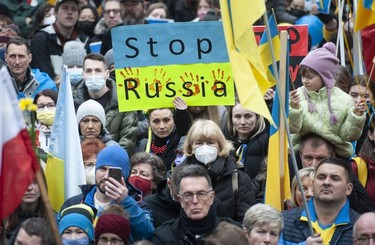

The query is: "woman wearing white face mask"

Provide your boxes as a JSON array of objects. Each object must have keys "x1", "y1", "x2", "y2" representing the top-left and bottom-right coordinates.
[
  {"x1": 81, "y1": 138, "x2": 106, "y2": 185},
  {"x1": 182, "y1": 119, "x2": 256, "y2": 221}
]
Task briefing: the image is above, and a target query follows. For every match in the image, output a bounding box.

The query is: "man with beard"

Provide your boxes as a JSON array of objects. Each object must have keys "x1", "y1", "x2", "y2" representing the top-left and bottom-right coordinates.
[
  {"x1": 100, "y1": 0, "x2": 147, "y2": 55},
  {"x1": 279, "y1": 158, "x2": 359, "y2": 245},
  {"x1": 59, "y1": 144, "x2": 154, "y2": 242}
]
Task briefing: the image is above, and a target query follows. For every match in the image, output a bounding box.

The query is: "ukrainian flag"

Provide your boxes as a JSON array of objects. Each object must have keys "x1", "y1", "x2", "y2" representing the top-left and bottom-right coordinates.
[
  {"x1": 258, "y1": 14, "x2": 280, "y2": 87},
  {"x1": 355, "y1": 0, "x2": 375, "y2": 31},
  {"x1": 45, "y1": 67, "x2": 86, "y2": 212},
  {"x1": 264, "y1": 33, "x2": 290, "y2": 211},
  {"x1": 364, "y1": 0, "x2": 375, "y2": 10},
  {"x1": 219, "y1": 0, "x2": 273, "y2": 124}
]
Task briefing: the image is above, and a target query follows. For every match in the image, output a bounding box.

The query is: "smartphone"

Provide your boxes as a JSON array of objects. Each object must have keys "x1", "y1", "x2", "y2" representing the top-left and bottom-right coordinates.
[{"x1": 108, "y1": 167, "x2": 123, "y2": 183}]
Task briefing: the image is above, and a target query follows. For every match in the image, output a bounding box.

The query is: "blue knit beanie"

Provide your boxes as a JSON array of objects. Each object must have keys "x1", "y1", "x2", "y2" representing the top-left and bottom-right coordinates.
[
  {"x1": 96, "y1": 144, "x2": 130, "y2": 178},
  {"x1": 59, "y1": 204, "x2": 95, "y2": 242}
]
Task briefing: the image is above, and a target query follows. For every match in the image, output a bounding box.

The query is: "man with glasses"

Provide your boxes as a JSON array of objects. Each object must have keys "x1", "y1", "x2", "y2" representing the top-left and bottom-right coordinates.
[
  {"x1": 5, "y1": 36, "x2": 57, "y2": 99},
  {"x1": 152, "y1": 164, "x2": 240, "y2": 244},
  {"x1": 87, "y1": 0, "x2": 123, "y2": 53},
  {"x1": 354, "y1": 212, "x2": 375, "y2": 245},
  {"x1": 100, "y1": 0, "x2": 147, "y2": 55}
]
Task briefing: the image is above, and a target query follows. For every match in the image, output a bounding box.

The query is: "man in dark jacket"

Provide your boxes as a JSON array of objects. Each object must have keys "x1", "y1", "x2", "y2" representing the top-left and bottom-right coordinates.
[
  {"x1": 152, "y1": 164, "x2": 239, "y2": 245},
  {"x1": 30, "y1": 0, "x2": 81, "y2": 80},
  {"x1": 280, "y1": 158, "x2": 360, "y2": 244}
]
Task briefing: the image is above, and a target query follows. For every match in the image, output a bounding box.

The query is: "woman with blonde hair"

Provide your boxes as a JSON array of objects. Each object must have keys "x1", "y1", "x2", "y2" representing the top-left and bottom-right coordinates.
[
  {"x1": 288, "y1": 167, "x2": 315, "y2": 208},
  {"x1": 182, "y1": 119, "x2": 255, "y2": 221},
  {"x1": 225, "y1": 100, "x2": 269, "y2": 179},
  {"x1": 243, "y1": 203, "x2": 283, "y2": 245}
]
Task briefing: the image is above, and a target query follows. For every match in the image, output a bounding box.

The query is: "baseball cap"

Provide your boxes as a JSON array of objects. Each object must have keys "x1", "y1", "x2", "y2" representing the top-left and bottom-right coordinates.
[{"x1": 56, "y1": 0, "x2": 79, "y2": 8}]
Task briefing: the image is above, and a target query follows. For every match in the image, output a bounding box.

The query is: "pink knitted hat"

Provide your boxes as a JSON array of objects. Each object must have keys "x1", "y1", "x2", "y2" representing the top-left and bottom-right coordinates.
[
  {"x1": 300, "y1": 42, "x2": 340, "y2": 124},
  {"x1": 300, "y1": 42, "x2": 339, "y2": 89}
]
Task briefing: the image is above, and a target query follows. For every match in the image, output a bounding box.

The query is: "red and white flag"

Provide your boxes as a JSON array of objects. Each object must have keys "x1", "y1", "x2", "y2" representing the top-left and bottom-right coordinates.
[{"x1": 0, "y1": 67, "x2": 39, "y2": 221}]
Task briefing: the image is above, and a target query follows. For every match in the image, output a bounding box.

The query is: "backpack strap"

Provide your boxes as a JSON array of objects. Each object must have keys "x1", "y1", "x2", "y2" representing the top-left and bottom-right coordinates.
[{"x1": 353, "y1": 157, "x2": 368, "y2": 187}]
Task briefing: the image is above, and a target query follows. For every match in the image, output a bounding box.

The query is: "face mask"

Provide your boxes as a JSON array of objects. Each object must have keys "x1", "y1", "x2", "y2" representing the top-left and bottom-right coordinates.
[
  {"x1": 68, "y1": 68, "x2": 83, "y2": 85},
  {"x1": 194, "y1": 145, "x2": 218, "y2": 165},
  {"x1": 42, "y1": 15, "x2": 56, "y2": 26},
  {"x1": 62, "y1": 237, "x2": 89, "y2": 245},
  {"x1": 77, "y1": 20, "x2": 96, "y2": 35},
  {"x1": 128, "y1": 176, "x2": 152, "y2": 196},
  {"x1": 36, "y1": 108, "x2": 56, "y2": 126},
  {"x1": 85, "y1": 167, "x2": 95, "y2": 185},
  {"x1": 174, "y1": 154, "x2": 186, "y2": 165},
  {"x1": 85, "y1": 75, "x2": 106, "y2": 92},
  {"x1": 289, "y1": 8, "x2": 307, "y2": 18}
]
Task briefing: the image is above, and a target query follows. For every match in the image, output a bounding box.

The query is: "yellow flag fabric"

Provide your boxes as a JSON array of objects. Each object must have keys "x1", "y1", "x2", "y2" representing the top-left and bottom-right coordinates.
[
  {"x1": 354, "y1": 0, "x2": 375, "y2": 31},
  {"x1": 219, "y1": 0, "x2": 273, "y2": 124},
  {"x1": 45, "y1": 154, "x2": 65, "y2": 211}
]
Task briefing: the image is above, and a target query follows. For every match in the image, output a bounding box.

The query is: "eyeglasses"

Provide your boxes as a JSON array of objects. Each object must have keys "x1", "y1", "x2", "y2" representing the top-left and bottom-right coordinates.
[
  {"x1": 355, "y1": 235, "x2": 375, "y2": 245},
  {"x1": 84, "y1": 162, "x2": 95, "y2": 170},
  {"x1": 98, "y1": 237, "x2": 123, "y2": 245},
  {"x1": 37, "y1": 103, "x2": 56, "y2": 111},
  {"x1": 104, "y1": 8, "x2": 121, "y2": 15},
  {"x1": 178, "y1": 190, "x2": 212, "y2": 202}
]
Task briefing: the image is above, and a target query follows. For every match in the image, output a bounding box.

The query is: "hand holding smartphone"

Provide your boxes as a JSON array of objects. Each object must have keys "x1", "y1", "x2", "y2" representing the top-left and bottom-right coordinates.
[{"x1": 108, "y1": 167, "x2": 123, "y2": 183}]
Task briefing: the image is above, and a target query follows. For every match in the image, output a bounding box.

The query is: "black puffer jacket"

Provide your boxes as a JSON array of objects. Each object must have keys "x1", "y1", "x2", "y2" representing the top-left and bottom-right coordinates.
[
  {"x1": 152, "y1": 208, "x2": 240, "y2": 245},
  {"x1": 143, "y1": 179, "x2": 181, "y2": 228},
  {"x1": 184, "y1": 156, "x2": 255, "y2": 221},
  {"x1": 226, "y1": 127, "x2": 269, "y2": 180}
]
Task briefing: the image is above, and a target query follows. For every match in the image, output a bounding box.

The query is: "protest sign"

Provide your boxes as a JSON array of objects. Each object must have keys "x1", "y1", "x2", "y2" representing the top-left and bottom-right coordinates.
[{"x1": 112, "y1": 22, "x2": 235, "y2": 111}]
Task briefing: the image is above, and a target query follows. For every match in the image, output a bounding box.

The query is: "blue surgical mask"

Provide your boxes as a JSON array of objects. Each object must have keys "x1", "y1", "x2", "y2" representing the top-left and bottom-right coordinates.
[
  {"x1": 85, "y1": 75, "x2": 106, "y2": 92},
  {"x1": 62, "y1": 237, "x2": 89, "y2": 245},
  {"x1": 68, "y1": 68, "x2": 83, "y2": 85},
  {"x1": 175, "y1": 154, "x2": 186, "y2": 165}
]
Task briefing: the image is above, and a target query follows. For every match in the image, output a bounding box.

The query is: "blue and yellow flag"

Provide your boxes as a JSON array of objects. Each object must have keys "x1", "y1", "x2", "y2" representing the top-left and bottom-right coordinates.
[
  {"x1": 264, "y1": 34, "x2": 290, "y2": 211},
  {"x1": 355, "y1": 0, "x2": 375, "y2": 31},
  {"x1": 45, "y1": 67, "x2": 86, "y2": 212},
  {"x1": 258, "y1": 14, "x2": 280, "y2": 87},
  {"x1": 219, "y1": 0, "x2": 273, "y2": 124},
  {"x1": 364, "y1": 0, "x2": 375, "y2": 10}
]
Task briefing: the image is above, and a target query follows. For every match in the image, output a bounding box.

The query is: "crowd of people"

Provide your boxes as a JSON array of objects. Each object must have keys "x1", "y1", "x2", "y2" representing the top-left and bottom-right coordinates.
[{"x1": 2, "y1": 0, "x2": 375, "y2": 244}]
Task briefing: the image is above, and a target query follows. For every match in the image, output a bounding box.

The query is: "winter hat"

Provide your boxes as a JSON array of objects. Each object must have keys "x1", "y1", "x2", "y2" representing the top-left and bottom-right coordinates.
[
  {"x1": 96, "y1": 144, "x2": 130, "y2": 178},
  {"x1": 105, "y1": 49, "x2": 114, "y2": 68},
  {"x1": 76, "y1": 100, "x2": 106, "y2": 126},
  {"x1": 62, "y1": 41, "x2": 87, "y2": 67},
  {"x1": 300, "y1": 42, "x2": 340, "y2": 124},
  {"x1": 59, "y1": 204, "x2": 95, "y2": 242},
  {"x1": 95, "y1": 214, "x2": 130, "y2": 244}
]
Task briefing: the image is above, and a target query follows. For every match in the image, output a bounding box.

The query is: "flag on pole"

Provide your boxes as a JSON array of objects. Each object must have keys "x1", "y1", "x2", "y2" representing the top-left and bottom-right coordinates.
[
  {"x1": 264, "y1": 31, "x2": 290, "y2": 211},
  {"x1": 258, "y1": 14, "x2": 281, "y2": 87},
  {"x1": 0, "y1": 67, "x2": 39, "y2": 221},
  {"x1": 45, "y1": 66, "x2": 86, "y2": 212},
  {"x1": 219, "y1": 0, "x2": 273, "y2": 124},
  {"x1": 354, "y1": 0, "x2": 375, "y2": 31}
]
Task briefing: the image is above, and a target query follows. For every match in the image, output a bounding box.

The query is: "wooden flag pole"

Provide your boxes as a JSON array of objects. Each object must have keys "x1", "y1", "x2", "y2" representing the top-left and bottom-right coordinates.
[
  {"x1": 275, "y1": 30, "x2": 315, "y2": 237},
  {"x1": 35, "y1": 169, "x2": 62, "y2": 245}
]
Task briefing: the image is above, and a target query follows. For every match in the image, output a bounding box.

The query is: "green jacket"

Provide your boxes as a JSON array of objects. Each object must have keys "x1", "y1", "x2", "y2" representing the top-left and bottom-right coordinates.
[
  {"x1": 5, "y1": 0, "x2": 46, "y2": 38},
  {"x1": 73, "y1": 78, "x2": 138, "y2": 156},
  {"x1": 289, "y1": 86, "x2": 366, "y2": 157}
]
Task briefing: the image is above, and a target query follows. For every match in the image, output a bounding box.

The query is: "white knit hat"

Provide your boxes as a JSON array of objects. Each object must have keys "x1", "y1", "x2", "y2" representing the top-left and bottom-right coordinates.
[{"x1": 76, "y1": 100, "x2": 106, "y2": 126}]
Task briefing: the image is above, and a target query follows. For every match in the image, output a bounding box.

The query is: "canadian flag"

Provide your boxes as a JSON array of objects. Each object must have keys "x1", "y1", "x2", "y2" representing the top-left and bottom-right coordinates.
[{"x1": 0, "y1": 67, "x2": 39, "y2": 221}]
